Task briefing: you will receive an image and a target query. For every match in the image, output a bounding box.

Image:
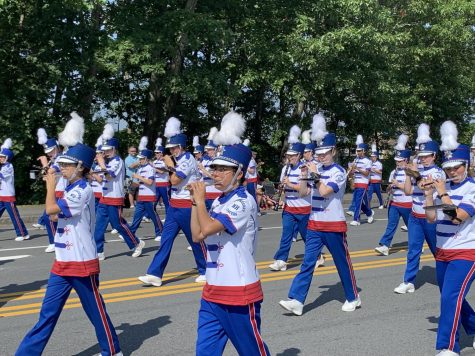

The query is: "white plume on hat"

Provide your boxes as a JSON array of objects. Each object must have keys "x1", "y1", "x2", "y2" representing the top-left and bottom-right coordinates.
[
  {"x1": 155, "y1": 137, "x2": 162, "y2": 147},
  {"x1": 102, "y1": 123, "x2": 115, "y2": 140},
  {"x1": 243, "y1": 138, "x2": 250, "y2": 146},
  {"x1": 288, "y1": 125, "x2": 301, "y2": 144},
  {"x1": 301, "y1": 130, "x2": 311, "y2": 144},
  {"x1": 138, "y1": 136, "x2": 148, "y2": 151},
  {"x1": 440, "y1": 120, "x2": 459, "y2": 151},
  {"x1": 356, "y1": 135, "x2": 364, "y2": 145},
  {"x1": 213, "y1": 111, "x2": 246, "y2": 145},
  {"x1": 207, "y1": 127, "x2": 218, "y2": 140},
  {"x1": 59, "y1": 112, "x2": 84, "y2": 148},
  {"x1": 95, "y1": 135, "x2": 103, "y2": 148},
  {"x1": 164, "y1": 117, "x2": 182, "y2": 138},
  {"x1": 193, "y1": 136, "x2": 200, "y2": 147},
  {"x1": 371, "y1": 143, "x2": 377, "y2": 152},
  {"x1": 416, "y1": 123, "x2": 431, "y2": 144},
  {"x1": 311, "y1": 112, "x2": 328, "y2": 143},
  {"x1": 37, "y1": 128, "x2": 48, "y2": 145},
  {"x1": 394, "y1": 134, "x2": 408, "y2": 150},
  {"x1": 1, "y1": 138, "x2": 12, "y2": 149}
]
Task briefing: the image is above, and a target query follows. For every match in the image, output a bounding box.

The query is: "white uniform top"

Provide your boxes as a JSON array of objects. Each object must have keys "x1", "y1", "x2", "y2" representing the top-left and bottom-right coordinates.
[
  {"x1": 352, "y1": 157, "x2": 371, "y2": 188},
  {"x1": 370, "y1": 160, "x2": 383, "y2": 183},
  {"x1": 170, "y1": 152, "x2": 200, "y2": 207},
  {"x1": 201, "y1": 155, "x2": 221, "y2": 200},
  {"x1": 308, "y1": 163, "x2": 347, "y2": 232},
  {"x1": 279, "y1": 162, "x2": 311, "y2": 215},
  {"x1": 52, "y1": 178, "x2": 99, "y2": 277},
  {"x1": 0, "y1": 162, "x2": 16, "y2": 201},
  {"x1": 90, "y1": 164, "x2": 104, "y2": 199},
  {"x1": 433, "y1": 178, "x2": 475, "y2": 262},
  {"x1": 388, "y1": 169, "x2": 412, "y2": 208},
  {"x1": 100, "y1": 155, "x2": 125, "y2": 206},
  {"x1": 411, "y1": 165, "x2": 445, "y2": 217},
  {"x1": 52, "y1": 156, "x2": 67, "y2": 198},
  {"x1": 137, "y1": 163, "x2": 156, "y2": 202},
  {"x1": 246, "y1": 157, "x2": 258, "y2": 183},
  {"x1": 202, "y1": 186, "x2": 263, "y2": 306},
  {"x1": 153, "y1": 159, "x2": 169, "y2": 186}
]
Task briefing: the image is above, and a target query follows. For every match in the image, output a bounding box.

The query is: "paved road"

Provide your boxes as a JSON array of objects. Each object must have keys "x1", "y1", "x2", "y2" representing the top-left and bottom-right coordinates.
[{"x1": 1, "y1": 205, "x2": 474, "y2": 355}]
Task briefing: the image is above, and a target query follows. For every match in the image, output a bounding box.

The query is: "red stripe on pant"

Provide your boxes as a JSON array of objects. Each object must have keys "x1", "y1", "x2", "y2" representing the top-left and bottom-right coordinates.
[
  {"x1": 342, "y1": 233, "x2": 359, "y2": 298},
  {"x1": 248, "y1": 303, "x2": 267, "y2": 356},
  {"x1": 10, "y1": 202, "x2": 26, "y2": 236},
  {"x1": 118, "y1": 207, "x2": 138, "y2": 246}
]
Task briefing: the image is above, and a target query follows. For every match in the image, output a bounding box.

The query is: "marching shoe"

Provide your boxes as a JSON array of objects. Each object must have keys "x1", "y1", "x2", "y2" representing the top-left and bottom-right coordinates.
[
  {"x1": 279, "y1": 299, "x2": 303, "y2": 316},
  {"x1": 269, "y1": 260, "x2": 287, "y2": 271},
  {"x1": 187, "y1": 245, "x2": 192, "y2": 251},
  {"x1": 195, "y1": 275, "x2": 206, "y2": 283},
  {"x1": 45, "y1": 244, "x2": 55, "y2": 253},
  {"x1": 32, "y1": 223, "x2": 43, "y2": 229},
  {"x1": 15, "y1": 235, "x2": 30, "y2": 241},
  {"x1": 314, "y1": 254, "x2": 325, "y2": 270},
  {"x1": 374, "y1": 245, "x2": 389, "y2": 256},
  {"x1": 400, "y1": 225, "x2": 408, "y2": 232},
  {"x1": 138, "y1": 274, "x2": 162, "y2": 287},
  {"x1": 131, "y1": 239, "x2": 145, "y2": 258},
  {"x1": 98, "y1": 252, "x2": 105, "y2": 261},
  {"x1": 435, "y1": 350, "x2": 459, "y2": 356},
  {"x1": 341, "y1": 297, "x2": 361, "y2": 312},
  {"x1": 292, "y1": 237, "x2": 297, "y2": 242},
  {"x1": 95, "y1": 352, "x2": 123, "y2": 356},
  {"x1": 110, "y1": 229, "x2": 118, "y2": 234},
  {"x1": 346, "y1": 211, "x2": 354, "y2": 216},
  {"x1": 349, "y1": 221, "x2": 360, "y2": 226},
  {"x1": 394, "y1": 282, "x2": 415, "y2": 294},
  {"x1": 154, "y1": 235, "x2": 161, "y2": 242},
  {"x1": 378, "y1": 205, "x2": 384, "y2": 210},
  {"x1": 367, "y1": 210, "x2": 375, "y2": 224},
  {"x1": 473, "y1": 335, "x2": 475, "y2": 349},
  {"x1": 142, "y1": 217, "x2": 151, "y2": 223}
]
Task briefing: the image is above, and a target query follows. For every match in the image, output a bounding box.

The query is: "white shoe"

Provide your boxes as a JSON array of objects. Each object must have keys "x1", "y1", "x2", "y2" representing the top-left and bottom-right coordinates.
[
  {"x1": 15, "y1": 235, "x2": 30, "y2": 241},
  {"x1": 118, "y1": 234, "x2": 124, "y2": 241},
  {"x1": 350, "y1": 220, "x2": 360, "y2": 226},
  {"x1": 422, "y1": 246, "x2": 425, "y2": 254},
  {"x1": 95, "y1": 352, "x2": 123, "y2": 356},
  {"x1": 98, "y1": 252, "x2": 105, "y2": 261},
  {"x1": 187, "y1": 246, "x2": 192, "y2": 251},
  {"x1": 111, "y1": 229, "x2": 118, "y2": 234},
  {"x1": 138, "y1": 274, "x2": 162, "y2": 287},
  {"x1": 378, "y1": 205, "x2": 384, "y2": 210},
  {"x1": 401, "y1": 225, "x2": 408, "y2": 232},
  {"x1": 346, "y1": 211, "x2": 354, "y2": 216},
  {"x1": 257, "y1": 212, "x2": 262, "y2": 217},
  {"x1": 374, "y1": 245, "x2": 389, "y2": 256},
  {"x1": 292, "y1": 237, "x2": 297, "y2": 242},
  {"x1": 269, "y1": 260, "x2": 287, "y2": 271},
  {"x1": 367, "y1": 210, "x2": 375, "y2": 224},
  {"x1": 130, "y1": 205, "x2": 135, "y2": 209},
  {"x1": 44, "y1": 244, "x2": 55, "y2": 253},
  {"x1": 341, "y1": 296, "x2": 361, "y2": 312},
  {"x1": 154, "y1": 235, "x2": 161, "y2": 242},
  {"x1": 32, "y1": 223, "x2": 43, "y2": 229},
  {"x1": 131, "y1": 240, "x2": 145, "y2": 258},
  {"x1": 394, "y1": 282, "x2": 415, "y2": 294},
  {"x1": 435, "y1": 350, "x2": 459, "y2": 356},
  {"x1": 195, "y1": 275, "x2": 206, "y2": 283},
  {"x1": 279, "y1": 299, "x2": 303, "y2": 316},
  {"x1": 314, "y1": 254, "x2": 325, "y2": 270},
  {"x1": 142, "y1": 217, "x2": 151, "y2": 223}
]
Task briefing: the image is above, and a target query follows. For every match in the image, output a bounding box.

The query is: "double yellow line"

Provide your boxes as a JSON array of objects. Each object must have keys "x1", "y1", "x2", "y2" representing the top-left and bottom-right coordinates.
[{"x1": 0, "y1": 246, "x2": 433, "y2": 318}]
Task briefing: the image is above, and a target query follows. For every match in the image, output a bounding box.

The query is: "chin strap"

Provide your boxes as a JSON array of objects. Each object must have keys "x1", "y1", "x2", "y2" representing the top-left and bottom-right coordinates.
[
  {"x1": 222, "y1": 166, "x2": 242, "y2": 193},
  {"x1": 68, "y1": 162, "x2": 83, "y2": 183}
]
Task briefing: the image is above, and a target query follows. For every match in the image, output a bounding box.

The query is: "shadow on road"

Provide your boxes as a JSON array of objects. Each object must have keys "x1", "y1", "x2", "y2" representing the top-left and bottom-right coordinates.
[
  {"x1": 105, "y1": 245, "x2": 159, "y2": 260},
  {"x1": 276, "y1": 347, "x2": 301, "y2": 356},
  {"x1": 74, "y1": 315, "x2": 172, "y2": 356},
  {"x1": 415, "y1": 265, "x2": 437, "y2": 289},
  {"x1": 303, "y1": 282, "x2": 362, "y2": 314},
  {"x1": 426, "y1": 314, "x2": 474, "y2": 352},
  {"x1": 0, "y1": 279, "x2": 49, "y2": 308}
]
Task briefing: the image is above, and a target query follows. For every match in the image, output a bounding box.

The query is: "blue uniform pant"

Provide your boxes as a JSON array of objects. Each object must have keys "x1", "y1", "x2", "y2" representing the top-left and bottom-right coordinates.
[
  {"x1": 37, "y1": 214, "x2": 45, "y2": 225},
  {"x1": 246, "y1": 182, "x2": 259, "y2": 212},
  {"x1": 378, "y1": 205, "x2": 410, "y2": 247},
  {"x1": 436, "y1": 260, "x2": 475, "y2": 354},
  {"x1": 43, "y1": 210, "x2": 57, "y2": 245},
  {"x1": 196, "y1": 299, "x2": 270, "y2": 356},
  {"x1": 368, "y1": 182, "x2": 383, "y2": 207},
  {"x1": 274, "y1": 211, "x2": 309, "y2": 261},
  {"x1": 154, "y1": 186, "x2": 170, "y2": 211},
  {"x1": 130, "y1": 201, "x2": 163, "y2": 237},
  {"x1": 94, "y1": 203, "x2": 139, "y2": 252},
  {"x1": 16, "y1": 273, "x2": 120, "y2": 356},
  {"x1": 0, "y1": 201, "x2": 28, "y2": 238},
  {"x1": 348, "y1": 192, "x2": 356, "y2": 212},
  {"x1": 147, "y1": 206, "x2": 206, "y2": 277},
  {"x1": 403, "y1": 214, "x2": 437, "y2": 284},
  {"x1": 352, "y1": 187, "x2": 372, "y2": 222},
  {"x1": 288, "y1": 230, "x2": 359, "y2": 304}
]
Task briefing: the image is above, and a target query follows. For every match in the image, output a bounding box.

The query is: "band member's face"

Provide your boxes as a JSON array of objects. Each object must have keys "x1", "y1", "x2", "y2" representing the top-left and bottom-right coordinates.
[
  {"x1": 371, "y1": 156, "x2": 377, "y2": 162},
  {"x1": 47, "y1": 147, "x2": 58, "y2": 159},
  {"x1": 356, "y1": 149, "x2": 364, "y2": 158},
  {"x1": 419, "y1": 154, "x2": 435, "y2": 166},
  {"x1": 58, "y1": 162, "x2": 82, "y2": 180},
  {"x1": 194, "y1": 152, "x2": 202, "y2": 160},
  {"x1": 206, "y1": 148, "x2": 216, "y2": 158},
  {"x1": 95, "y1": 152, "x2": 103, "y2": 161},
  {"x1": 103, "y1": 148, "x2": 115, "y2": 158},
  {"x1": 212, "y1": 165, "x2": 238, "y2": 191},
  {"x1": 286, "y1": 153, "x2": 299, "y2": 165},
  {"x1": 395, "y1": 160, "x2": 407, "y2": 168},
  {"x1": 169, "y1": 145, "x2": 181, "y2": 157},
  {"x1": 139, "y1": 157, "x2": 147, "y2": 165},
  {"x1": 303, "y1": 151, "x2": 312, "y2": 161},
  {"x1": 0, "y1": 156, "x2": 6, "y2": 164},
  {"x1": 317, "y1": 150, "x2": 334, "y2": 166},
  {"x1": 444, "y1": 163, "x2": 466, "y2": 184},
  {"x1": 155, "y1": 152, "x2": 163, "y2": 159}
]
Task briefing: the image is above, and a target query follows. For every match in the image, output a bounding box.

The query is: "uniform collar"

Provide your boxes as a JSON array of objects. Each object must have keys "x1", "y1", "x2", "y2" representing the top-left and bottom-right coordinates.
[
  {"x1": 65, "y1": 178, "x2": 86, "y2": 192},
  {"x1": 450, "y1": 177, "x2": 472, "y2": 189},
  {"x1": 218, "y1": 186, "x2": 246, "y2": 204},
  {"x1": 322, "y1": 163, "x2": 336, "y2": 171}
]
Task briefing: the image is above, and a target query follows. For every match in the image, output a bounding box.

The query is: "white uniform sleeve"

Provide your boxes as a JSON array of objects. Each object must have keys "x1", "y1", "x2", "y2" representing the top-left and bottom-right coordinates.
[
  {"x1": 107, "y1": 158, "x2": 122, "y2": 178},
  {"x1": 0, "y1": 164, "x2": 13, "y2": 179},
  {"x1": 326, "y1": 169, "x2": 346, "y2": 193},
  {"x1": 57, "y1": 186, "x2": 88, "y2": 218},
  {"x1": 458, "y1": 191, "x2": 475, "y2": 217},
  {"x1": 176, "y1": 157, "x2": 193, "y2": 179},
  {"x1": 210, "y1": 197, "x2": 251, "y2": 235}
]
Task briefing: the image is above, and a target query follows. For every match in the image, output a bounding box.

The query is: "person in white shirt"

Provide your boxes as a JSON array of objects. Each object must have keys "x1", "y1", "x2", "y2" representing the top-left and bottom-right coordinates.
[
  {"x1": 0, "y1": 138, "x2": 29, "y2": 241},
  {"x1": 368, "y1": 144, "x2": 384, "y2": 209},
  {"x1": 16, "y1": 113, "x2": 122, "y2": 356},
  {"x1": 423, "y1": 121, "x2": 475, "y2": 356},
  {"x1": 198, "y1": 127, "x2": 221, "y2": 211},
  {"x1": 138, "y1": 117, "x2": 207, "y2": 286},
  {"x1": 189, "y1": 111, "x2": 270, "y2": 356},
  {"x1": 152, "y1": 138, "x2": 170, "y2": 211}
]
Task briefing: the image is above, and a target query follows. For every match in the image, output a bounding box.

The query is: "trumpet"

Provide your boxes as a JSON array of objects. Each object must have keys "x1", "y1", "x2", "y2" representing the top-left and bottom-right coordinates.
[
  {"x1": 183, "y1": 181, "x2": 215, "y2": 190},
  {"x1": 29, "y1": 165, "x2": 51, "y2": 181},
  {"x1": 300, "y1": 172, "x2": 322, "y2": 183},
  {"x1": 404, "y1": 168, "x2": 421, "y2": 180}
]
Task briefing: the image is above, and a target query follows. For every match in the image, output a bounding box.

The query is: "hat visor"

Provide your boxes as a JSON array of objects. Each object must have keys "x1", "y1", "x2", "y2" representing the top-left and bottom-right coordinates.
[
  {"x1": 101, "y1": 145, "x2": 114, "y2": 150},
  {"x1": 442, "y1": 160, "x2": 466, "y2": 169},
  {"x1": 417, "y1": 151, "x2": 434, "y2": 157},
  {"x1": 314, "y1": 147, "x2": 332, "y2": 155},
  {"x1": 210, "y1": 158, "x2": 238, "y2": 168},
  {"x1": 137, "y1": 154, "x2": 147, "y2": 159},
  {"x1": 56, "y1": 157, "x2": 78, "y2": 165},
  {"x1": 286, "y1": 150, "x2": 300, "y2": 155},
  {"x1": 205, "y1": 145, "x2": 217, "y2": 150},
  {"x1": 44, "y1": 147, "x2": 55, "y2": 154},
  {"x1": 154, "y1": 149, "x2": 163, "y2": 153},
  {"x1": 165, "y1": 143, "x2": 180, "y2": 148},
  {"x1": 394, "y1": 157, "x2": 405, "y2": 161}
]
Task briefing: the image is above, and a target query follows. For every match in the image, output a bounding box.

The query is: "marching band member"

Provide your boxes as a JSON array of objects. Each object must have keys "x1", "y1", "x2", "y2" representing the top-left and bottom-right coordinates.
[
  {"x1": 94, "y1": 124, "x2": 145, "y2": 260},
  {"x1": 37, "y1": 128, "x2": 67, "y2": 253},
  {"x1": 423, "y1": 121, "x2": 475, "y2": 356},
  {"x1": 189, "y1": 111, "x2": 270, "y2": 356},
  {"x1": 394, "y1": 123, "x2": 445, "y2": 294},
  {"x1": 129, "y1": 137, "x2": 163, "y2": 241},
  {"x1": 198, "y1": 127, "x2": 221, "y2": 211},
  {"x1": 16, "y1": 113, "x2": 122, "y2": 356},
  {"x1": 138, "y1": 117, "x2": 206, "y2": 286},
  {"x1": 374, "y1": 135, "x2": 412, "y2": 256},
  {"x1": 301, "y1": 129, "x2": 317, "y2": 164},
  {"x1": 368, "y1": 144, "x2": 384, "y2": 209},
  {"x1": 90, "y1": 136, "x2": 106, "y2": 209},
  {"x1": 279, "y1": 114, "x2": 360, "y2": 315},
  {"x1": 269, "y1": 125, "x2": 309, "y2": 271},
  {"x1": 470, "y1": 134, "x2": 475, "y2": 176},
  {"x1": 348, "y1": 135, "x2": 375, "y2": 226},
  {"x1": 244, "y1": 139, "x2": 259, "y2": 207},
  {"x1": 0, "y1": 138, "x2": 29, "y2": 241},
  {"x1": 193, "y1": 136, "x2": 204, "y2": 162},
  {"x1": 153, "y1": 138, "x2": 170, "y2": 211}
]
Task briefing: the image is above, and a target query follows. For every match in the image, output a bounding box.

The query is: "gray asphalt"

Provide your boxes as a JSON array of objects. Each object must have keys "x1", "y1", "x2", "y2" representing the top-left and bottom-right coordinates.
[{"x1": 1, "y1": 201, "x2": 474, "y2": 356}]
